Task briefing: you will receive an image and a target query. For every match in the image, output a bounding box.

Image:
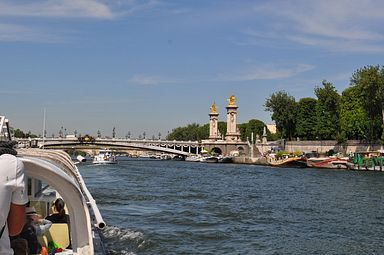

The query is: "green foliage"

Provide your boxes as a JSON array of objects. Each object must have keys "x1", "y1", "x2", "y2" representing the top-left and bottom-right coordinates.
[
  {"x1": 218, "y1": 121, "x2": 226, "y2": 139},
  {"x1": 13, "y1": 128, "x2": 26, "y2": 138},
  {"x1": 350, "y1": 65, "x2": 384, "y2": 142},
  {"x1": 275, "y1": 150, "x2": 288, "y2": 158},
  {"x1": 263, "y1": 65, "x2": 384, "y2": 142},
  {"x1": 12, "y1": 128, "x2": 37, "y2": 138},
  {"x1": 238, "y1": 120, "x2": 266, "y2": 142},
  {"x1": 314, "y1": 80, "x2": 340, "y2": 140},
  {"x1": 296, "y1": 97, "x2": 317, "y2": 140},
  {"x1": 265, "y1": 91, "x2": 297, "y2": 140},
  {"x1": 238, "y1": 123, "x2": 247, "y2": 141},
  {"x1": 167, "y1": 123, "x2": 208, "y2": 141},
  {"x1": 336, "y1": 131, "x2": 347, "y2": 144},
  {"x1": 167, "y1": 120, "x2": 266, "y2": 142},
  {"x1": 293, "y1": 150, "x2": 302, "y2": 157},
  {"x1": 339, "y1": 86, "x2": 368, "y2": 140},
  {"x1": 267, "y1": 131, "x2": 280, "y2": 141}
]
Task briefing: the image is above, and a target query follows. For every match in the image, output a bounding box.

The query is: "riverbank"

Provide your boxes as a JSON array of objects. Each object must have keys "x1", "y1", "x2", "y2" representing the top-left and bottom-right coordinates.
[{"x1": 259, "y1": 140, "x2": 384, "y2": 155}]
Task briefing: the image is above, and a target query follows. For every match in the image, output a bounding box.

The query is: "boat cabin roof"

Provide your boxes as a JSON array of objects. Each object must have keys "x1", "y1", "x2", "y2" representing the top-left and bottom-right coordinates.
[{"x1": 17, "y1": 149, "x2": 105, "y2": 254}]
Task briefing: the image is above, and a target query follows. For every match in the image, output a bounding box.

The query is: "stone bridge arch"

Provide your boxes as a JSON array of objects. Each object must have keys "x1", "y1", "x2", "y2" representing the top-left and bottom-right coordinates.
[{"x1": 211, "y1": 147, "x2": 222, "y2": 155}]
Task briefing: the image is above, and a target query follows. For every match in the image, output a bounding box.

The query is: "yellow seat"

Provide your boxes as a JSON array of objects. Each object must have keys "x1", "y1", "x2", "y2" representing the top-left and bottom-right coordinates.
[{"x1": 38, "y1": 223, "x2": 70, "y2": 249}]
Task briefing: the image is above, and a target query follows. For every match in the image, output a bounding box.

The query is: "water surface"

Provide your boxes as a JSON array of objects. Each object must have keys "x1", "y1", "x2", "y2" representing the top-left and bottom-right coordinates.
[{"x1": 79, "y1": 159, "x2": 384, "y2": 255}]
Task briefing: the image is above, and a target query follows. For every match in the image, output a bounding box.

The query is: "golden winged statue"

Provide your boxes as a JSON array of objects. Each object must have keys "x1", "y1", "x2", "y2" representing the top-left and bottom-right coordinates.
[
  {"x1": 210, "y1": 102, "x2": 217, "y2": 113},
  {"x1": 228, "y1": 95, "x2": 236, "y2": 106}
]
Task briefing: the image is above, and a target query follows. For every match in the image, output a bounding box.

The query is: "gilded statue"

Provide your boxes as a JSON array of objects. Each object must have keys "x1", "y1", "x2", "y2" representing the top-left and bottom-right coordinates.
[
  {"x1": 210, "y1": 102, "x2": 217, "y2": 113},
  {"x1": 228, "y1": 95, "x2": 236, "y2": 106}
]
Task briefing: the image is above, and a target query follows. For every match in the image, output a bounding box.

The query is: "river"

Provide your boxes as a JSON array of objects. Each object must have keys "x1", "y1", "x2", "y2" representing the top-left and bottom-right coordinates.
[{"x1": 79, "y1": 158, "x2": 384, "y2": 255}]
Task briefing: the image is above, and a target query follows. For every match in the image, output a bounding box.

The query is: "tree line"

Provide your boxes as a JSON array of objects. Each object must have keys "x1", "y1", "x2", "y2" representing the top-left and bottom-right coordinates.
[
  {"x1": 166, "y1": 120, "x2": 277, "y2": 142},
  {"x1": 265, "y1": 65, "x2": 384, "y2": 143},
  {"x1": 167, "y1": 65, "x2": 384, "y2": 143}
]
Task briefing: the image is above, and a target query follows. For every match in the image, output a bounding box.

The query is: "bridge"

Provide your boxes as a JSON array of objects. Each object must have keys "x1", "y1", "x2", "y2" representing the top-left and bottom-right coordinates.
[
  {"x1": 16, "y1": 137, "x2": 203, "y2": 156},
  {"x1": 16, "y1": 136, "x2": 255, "y2": 157}
]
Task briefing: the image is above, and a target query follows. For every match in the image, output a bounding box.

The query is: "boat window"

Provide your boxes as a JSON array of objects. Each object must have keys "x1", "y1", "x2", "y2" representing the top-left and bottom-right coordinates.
[
  {"x1": 27, "y1": 176, "x2": 66, "y2": 218},
  {"x1": 27, "y1": 175, "x2": 72, "y2": 251}
]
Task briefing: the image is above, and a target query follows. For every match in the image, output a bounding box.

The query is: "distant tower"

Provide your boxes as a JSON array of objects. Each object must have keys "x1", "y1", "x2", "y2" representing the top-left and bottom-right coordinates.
[
  {"x1": 225, "y1": 95, "x2": 240, "y2": 142},
  {"x1": 209, "y1": 102, "x2": 220, "y2": 141}
]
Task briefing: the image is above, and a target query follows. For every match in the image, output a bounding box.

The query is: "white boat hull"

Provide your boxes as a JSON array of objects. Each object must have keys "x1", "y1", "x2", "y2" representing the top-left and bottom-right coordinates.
[{"x1": 93, "y1": 149, "x2": 117, "y2": 164}]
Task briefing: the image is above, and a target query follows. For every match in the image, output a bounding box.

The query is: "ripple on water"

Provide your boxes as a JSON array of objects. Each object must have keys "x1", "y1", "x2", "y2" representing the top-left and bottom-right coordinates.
[{"x1": 102, "y1": 226, "x2": 152, "y2": 255}]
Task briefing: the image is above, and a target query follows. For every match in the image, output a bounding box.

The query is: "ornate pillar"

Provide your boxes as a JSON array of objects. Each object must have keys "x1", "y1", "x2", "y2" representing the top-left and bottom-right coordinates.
[
  {"x1": 209, "y1": 102, "x2": 220, "y2": 141},
  {"x1": 225, "y1": 95, "x2": 240, "y2": 142}
]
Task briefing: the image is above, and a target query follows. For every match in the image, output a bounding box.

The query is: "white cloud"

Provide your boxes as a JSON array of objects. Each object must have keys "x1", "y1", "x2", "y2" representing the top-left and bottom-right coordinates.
[
  {"x1": 251, "y1": 0, "x2": 384, "y2": 53},
  {"x1": 0, "y1": 0, "x2": 115, "y2": 19},
  {"x1": 218, "y1": 64, "x2": 314, "y2": 82},
  {"x1": 0, "y1": 0, "x2": 161, "y2": 43},
  {"x1": 0, "y1": 0, "x2": 162, "y2": 19},
  {"x1": 288, "y1": 35, "x2": 384, "y2": 53}
]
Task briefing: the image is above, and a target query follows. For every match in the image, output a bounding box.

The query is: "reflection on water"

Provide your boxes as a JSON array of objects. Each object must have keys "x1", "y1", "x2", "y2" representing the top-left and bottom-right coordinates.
[{"x1": 79, "y1": 159, "x2": 384, "y2": 255}]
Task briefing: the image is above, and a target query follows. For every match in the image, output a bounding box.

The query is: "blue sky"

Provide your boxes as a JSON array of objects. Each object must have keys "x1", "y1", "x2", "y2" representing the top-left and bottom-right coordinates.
[{"x1": 1, "y1": 0, "x2": 384, "y2": 138}]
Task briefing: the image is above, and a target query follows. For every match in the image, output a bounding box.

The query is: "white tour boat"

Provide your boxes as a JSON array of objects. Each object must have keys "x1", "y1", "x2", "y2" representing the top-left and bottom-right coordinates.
[
  {"x1": 1, "y1": 116, "x2": 106, "y2": 254},
  {"x1": 93, "y1": 149, "x2": 117, "y2": 164}
]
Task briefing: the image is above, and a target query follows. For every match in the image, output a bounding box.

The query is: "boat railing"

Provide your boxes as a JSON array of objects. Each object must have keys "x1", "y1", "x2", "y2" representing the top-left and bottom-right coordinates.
[{"x1": 17, "y1": 148, "x2": 106, "y2": 230}]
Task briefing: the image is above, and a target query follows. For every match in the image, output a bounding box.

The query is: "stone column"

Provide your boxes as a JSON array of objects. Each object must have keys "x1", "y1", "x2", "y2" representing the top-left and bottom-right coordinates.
[
  {"x1": 209, "y1": 102, "x2": 220, "y2": 141},
  {"x1": 225, "y1": 95, "x2": 240, "y2": 142}
]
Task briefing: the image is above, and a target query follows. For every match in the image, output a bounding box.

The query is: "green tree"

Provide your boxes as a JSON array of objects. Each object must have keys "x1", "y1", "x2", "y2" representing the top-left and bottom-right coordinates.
[
  {"x1": 244, "y1": 119, "x2": 265, "y2": 143},
  {"x1": 238, "y1": 123, "x2": 247, "y2": 141},
  {"x1": 167, "y1": 123, "x2": 208, "y2": 141},
  {"x1": 296, "y1": 98, "x2": 317, "y2": 140},
  {"x1": 13, "y1": 128, "x2": 26, "y2": 138},
  {"x1": 265, "y1": 91, "x2": 297, "y2": 140},
  {"x1": 218, "y1": 121, "x2": 226, "y2": 139},
  {"x1": 314, "y1": 80, "x2": 340, "y2": 140},
  {"x1": 350, "y1": 65, "x2": 384, "y2": 142},
  {"x1": 198, "y1": 124, "x2": 210, "y2": 139},
  {"x1": 339, "y1": 86, "x2": 368, "y2": 140}
]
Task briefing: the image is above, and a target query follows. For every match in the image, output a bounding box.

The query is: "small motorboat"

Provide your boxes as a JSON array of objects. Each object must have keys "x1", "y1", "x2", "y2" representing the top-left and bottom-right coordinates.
[
  {"x1": 93, "y1": 149, "x2": 117, "y2": 164},
  {"x1": 200, "y1": 156, "x2": 219, "y2": 163},
  {"x1": 306, "y1": 156, "x2": 348, "y2": 169}
]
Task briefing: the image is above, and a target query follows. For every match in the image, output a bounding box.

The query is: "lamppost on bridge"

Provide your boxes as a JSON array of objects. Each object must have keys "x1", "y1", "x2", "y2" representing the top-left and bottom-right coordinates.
[
  {"x1": 112, "y1": 127, "x2": 116, "y2": 138},
  {"x1": 59, "y1": 126, "x2": 63, "y2": 138},
  {"x1": 143, "y1": 132, "x2": 146, "y2": 139},
  {"x1": 97, "y1": 130, "x2": 101, "y2": 138},
  {"x1": 158, "y1": 132, "x2": 161, "y2": 140}
]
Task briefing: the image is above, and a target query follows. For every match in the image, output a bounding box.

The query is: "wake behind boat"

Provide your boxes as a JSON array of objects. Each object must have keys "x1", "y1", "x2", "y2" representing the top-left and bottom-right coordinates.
[{"x1": 93, "y1": 149, "x2": 117, "y2": 164}]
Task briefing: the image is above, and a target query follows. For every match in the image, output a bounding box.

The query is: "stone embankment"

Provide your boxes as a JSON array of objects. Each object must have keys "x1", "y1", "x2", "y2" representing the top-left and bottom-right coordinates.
[
  {"x1": 256, "y1": 140, "x2": 384, "y2": 155},
  {"x1": 232, "y1": 156, "x2": 268, "y2": 165}
]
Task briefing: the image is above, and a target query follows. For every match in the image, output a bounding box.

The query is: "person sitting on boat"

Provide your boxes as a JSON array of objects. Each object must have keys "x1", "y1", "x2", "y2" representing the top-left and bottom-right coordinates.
[
  {"x1": 45, "y1": 198, "x2": 71, "y2": 249},
  {"x1": 20, "y1": 206, "x2": 52, "y2": 254},
  {"x1": 45, "y1": 198, "x2": 70, "y2": 225}
]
